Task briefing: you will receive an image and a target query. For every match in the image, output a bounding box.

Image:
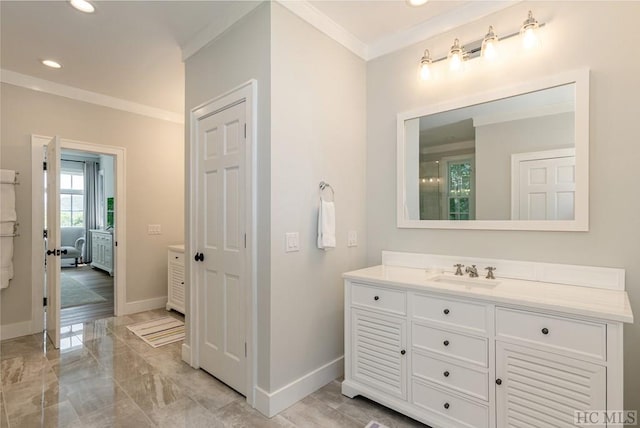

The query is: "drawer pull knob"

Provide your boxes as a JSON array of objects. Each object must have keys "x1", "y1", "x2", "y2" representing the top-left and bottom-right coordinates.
[
  {"x1": 541, "y1": 327, "x2": 549, "y2": 335},
  {"x1": 443, "y1": 371, "x2": 450, "y2": 378},
  {"x1": 400, "y1": 349, "x2": 406, "y2": 355},
  {"x1": 374, "y1": 296, "x2": 379, "y2": 301},
  {"x1": 175, "y1": 256, "x2": 179, "y2": 259},
  {"x1": 443, "y1": 340, "x2": 450, "y2": 347},
  {"x1": 496, "y1": 378, "x2": 502, "y2": 385},
  {"x1": 444, "y1": 403, "x2": 450, "y2": 410},
  {"x1": 443, "y1": 308, "x2": 450, "y2": 315}
]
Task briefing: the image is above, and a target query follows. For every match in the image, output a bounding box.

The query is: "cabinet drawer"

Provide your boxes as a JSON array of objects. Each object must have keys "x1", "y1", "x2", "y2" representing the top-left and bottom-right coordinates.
[
  {"x1": 351, "y1": 283, "x2": 406, "y2": 316},
  {"x1": 169, "y1": 251, "x2": 184, "y2": 265},
  {"x1": 495, "y1": 308, "x2": 606, "y2": 361},
  {"x1": 413, "y1": 352, "x2": 488, "y2": 401},
  {"x1": 413, "y1": 323, "x2": 488, "y2": 367},
  {"x1": 412, "y1": 293, "x2": 488, "y2": 334},
  {"x1": 412, "y1": 379, "x2": 489, "y2": 428}
]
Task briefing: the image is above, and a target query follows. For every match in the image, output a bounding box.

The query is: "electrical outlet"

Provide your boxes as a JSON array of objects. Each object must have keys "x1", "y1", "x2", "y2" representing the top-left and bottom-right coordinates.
[
  {"x1": 347, "y1": 230, "x2": 358, "y2": 247},
  {"x1": 148, "y1": 224, "x2": 162, "y2": 235},
  {"x1": 285, "y1": 232, "x2": 299, "y2": 252}
]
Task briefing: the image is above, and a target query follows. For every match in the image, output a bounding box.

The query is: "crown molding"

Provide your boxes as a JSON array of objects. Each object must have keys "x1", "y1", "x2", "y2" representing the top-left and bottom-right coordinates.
[
  {"x1": 367, "y1": 1, "x2": 519, "y2": 60},
  {"x1": 275, "y1": 0, "x2": 368, "y2": 60},
  {"x1": 1, "y1": 69, "x2": 183, "y2": 124},
  {"x1": 181, "y1": 1, "x2": 262, "y2": 61}
]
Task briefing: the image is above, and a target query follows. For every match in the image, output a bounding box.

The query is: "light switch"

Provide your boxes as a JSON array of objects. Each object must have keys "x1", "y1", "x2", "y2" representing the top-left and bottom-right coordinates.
[
  {"x1": 347, "y1": 230, "x2": 358, "y2": 247},
  {"x1": 285, "y1": 232, "x2": 299, "y2": 252},
  {"x1": 148, "y1": 224, "x2": 162, "y2": 235}
]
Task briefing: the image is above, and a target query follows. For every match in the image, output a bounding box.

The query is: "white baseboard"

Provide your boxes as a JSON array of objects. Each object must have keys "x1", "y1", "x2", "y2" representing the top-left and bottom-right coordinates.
[
  {"x1": 124, "y1": 296, "x2": 167, "y2": 315},
  {"x1": 0, "y1": 320, "x2": 35, "y2": 341},
  {"x1": 254, "y1": 356, "x2": 344, "y2": 417}
]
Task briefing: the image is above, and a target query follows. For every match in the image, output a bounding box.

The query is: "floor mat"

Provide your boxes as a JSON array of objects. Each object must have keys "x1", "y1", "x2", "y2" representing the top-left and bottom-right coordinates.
[{"x1": 126, "y1": 316, "x2": 185, "y2": 347}]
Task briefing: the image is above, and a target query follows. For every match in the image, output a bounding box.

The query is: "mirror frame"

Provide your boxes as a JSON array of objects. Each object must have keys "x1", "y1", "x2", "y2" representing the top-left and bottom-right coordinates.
[{"x1": 397, "y1": 68, "x2": 590, "y2": 231}]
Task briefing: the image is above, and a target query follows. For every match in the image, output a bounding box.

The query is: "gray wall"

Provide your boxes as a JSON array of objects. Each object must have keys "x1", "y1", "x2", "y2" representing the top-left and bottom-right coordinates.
[
  {"x1": 270, "y1": 3, "x2": 367, "y2": 392},
  {"x1": 475, "y1": 113, "x2": 574, "y2": 220},
  {"x1": 184, "y1": 3, "x2": 272, "y2": 390},
  {"x1": 0, "y1": 82, "x2": 184, "y2": 326},
  {"x1": 366, "y1": 1, "x2": 640, "y2": 411}
]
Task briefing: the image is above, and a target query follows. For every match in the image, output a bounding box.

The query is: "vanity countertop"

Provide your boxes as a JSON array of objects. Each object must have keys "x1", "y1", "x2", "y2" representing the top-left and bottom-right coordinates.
[{"x1": 344, "y1": 265, "x2": 633, "y2": 324}]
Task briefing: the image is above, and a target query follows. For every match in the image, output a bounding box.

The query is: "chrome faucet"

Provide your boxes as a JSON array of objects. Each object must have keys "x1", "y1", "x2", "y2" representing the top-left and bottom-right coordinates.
[
  {"x1": 465, "y1": 265, "x2": 479, "y2": 278},
  {"x1": 453, "y1": 264, "x2": 464, "y2": 276},
  {"x1": 485, "y1": 266, "x2": 497, "y2": 280}
]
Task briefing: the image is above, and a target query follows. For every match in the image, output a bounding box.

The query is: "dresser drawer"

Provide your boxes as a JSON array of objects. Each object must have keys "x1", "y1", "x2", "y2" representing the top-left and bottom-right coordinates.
[
  {"x1": 169, "y1": 250, "x2": 184, "y2": 265},
  {"x1": 496, "y1": 308, "x2": 606, "y2": 361},
  {"x1": 351, "y1": 283, "x2": 406, "y2": 316},
  {"x1": 413, "y1": 352, "x2": 488, "y2": 401},
  {"x1": 412, "y1": 379, "x2": 489, "y2": 428},
  {"x1": 412, "y1": 293, "x2": 488, "y2": 334},
  {"x1": 413, "y1": 323, "x2": 488, "y2": 367}
]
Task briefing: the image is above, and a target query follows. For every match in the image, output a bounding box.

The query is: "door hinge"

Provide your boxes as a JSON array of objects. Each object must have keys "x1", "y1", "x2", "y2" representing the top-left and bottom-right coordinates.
[
  {"x1": 244, "y1": 234, "x2": 247, "y2": 249},
  {"x1": 244, "y1": 123, "x2": 247, "y2": 139},
  {"x1": 43, "y1": 161, "x2": 47, "y2": 171},
  {"x1": 245, "y1": 342, "x2": 247, "y2": 357},
  {"x1": 43, "y1": 229, "x2": 48, "y2": 239},
  {"x1": 43, "y1": 297, "x2": 48, "y2": 307},
  {"x1": 115, "y1": 241, "x2": 118, "y2": 247}
]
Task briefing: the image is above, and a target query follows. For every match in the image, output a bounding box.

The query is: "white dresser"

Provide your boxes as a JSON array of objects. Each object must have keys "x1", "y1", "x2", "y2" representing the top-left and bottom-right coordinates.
[
  {"x1": 90, "y1": 229, "x2": 113, "y2": 275},
  {"x1": 166, "y1": 244, "x2": 185, "y2": 314},
  {"x1": 342, "y1": 252, "x2": 633, "y2": 428}
]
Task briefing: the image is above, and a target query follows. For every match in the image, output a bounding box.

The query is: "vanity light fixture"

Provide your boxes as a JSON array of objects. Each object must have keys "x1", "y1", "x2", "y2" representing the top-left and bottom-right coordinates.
[
  {"x1": 406, "y1": 0, "x2": 428, "y2": 6},
  {"x1": 70, "y1": 0, "x2": 95, "y2": 13},
  {"x1": 41, "y1": 59, "x2": 62, "y2": 69},
  {"x1": 417, "y1": 10, "x2": 544, "y2": 81},
  {"x1": 419, "y1": 49, "x2": 433, "y2": 81},
  {"x1": 448, "y1": 39, "x2": 466, "y2": 72},
  {"x1": 481, "y1": 26, "x2": 499, "y2": 61},
  {"x1": 520, "y1": 10, "x2": 540, "y2": 49}
]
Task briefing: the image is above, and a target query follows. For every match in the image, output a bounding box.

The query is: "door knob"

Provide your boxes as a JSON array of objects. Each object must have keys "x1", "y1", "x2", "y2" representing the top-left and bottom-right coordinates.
[
  {"x1": 496, "y1": 378, "x2": 502, "y2": 385},
  {"x1": 60, "y1": 249, "x2": 68, "y2": 255},
  {"x1": 46, "y1": 249, "x2": 55, "y2": 256},
  {"x1": 194, "y1": 252, "x2": 204, "y2": 262}
]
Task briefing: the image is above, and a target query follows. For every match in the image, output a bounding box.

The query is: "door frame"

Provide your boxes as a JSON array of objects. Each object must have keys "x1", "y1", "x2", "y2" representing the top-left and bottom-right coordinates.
[
  {"x1": 186, "y1": 80, "x2": 257, "y2": 406},
  {"x1": 510, "y1": 147, "x2": 575, "y2": 220},
  {"x1": 31, "y1": 135, "x2": 127, "y2": 332}
]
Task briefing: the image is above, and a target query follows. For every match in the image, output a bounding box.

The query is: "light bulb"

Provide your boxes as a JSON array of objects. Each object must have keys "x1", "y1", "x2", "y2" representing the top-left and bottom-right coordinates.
[
  {"x1": 418, "y1": 49, "x2": 432, "y2": 81},
  {"x1": 520, "y1": 11, "x2": 540, "y2": 50},
  {"x1": 42, "y1": 59, "x2": 62, "y2": 69},
  {"x1": 70, "y1": 0, "x2": 95, "y2": 13},
  {"x1": 481, "y1": 26, "x2": 499, "y2": 61},
  {"x1": 406, "y1": 0, "x2": 428, "y2": 6},
  {"x1": 448, "y1": 39, "x2": 466, "y2": 72}
]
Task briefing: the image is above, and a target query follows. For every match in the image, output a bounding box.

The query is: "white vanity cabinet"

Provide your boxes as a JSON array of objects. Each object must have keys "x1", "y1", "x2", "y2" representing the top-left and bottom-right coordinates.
[
  {"x1": 343, "y1": 255, "x2": 632, "y2": 428},
  {"x1": 166, "y1": 245, "x2": 185, "y2": 314},
  {"x1": 90, "y1": 229, "x2": 113, "y2": 275}
]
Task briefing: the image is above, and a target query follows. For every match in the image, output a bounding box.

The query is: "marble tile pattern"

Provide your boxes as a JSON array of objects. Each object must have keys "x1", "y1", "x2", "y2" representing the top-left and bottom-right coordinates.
[{"x1": 0, "y1": 309, "x2": 427, "y2": 427}]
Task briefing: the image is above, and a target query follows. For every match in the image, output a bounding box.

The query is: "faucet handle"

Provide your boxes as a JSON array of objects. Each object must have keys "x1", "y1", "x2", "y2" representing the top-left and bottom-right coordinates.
[
  {"x1": 453, "y1": 264, "x2": 464, "y2": 276},
  {"x1": 485, "y1": 266, "x2": 497, "y2": 280}
]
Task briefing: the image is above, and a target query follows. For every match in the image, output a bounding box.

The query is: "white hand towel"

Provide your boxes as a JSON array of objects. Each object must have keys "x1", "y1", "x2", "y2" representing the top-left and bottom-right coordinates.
[
  {"x1": 0, "y1": 222, "x2": 14, "y2": 289},
  {"x1": 317, "y1": 200, "x2": 336, "y2": 250}
]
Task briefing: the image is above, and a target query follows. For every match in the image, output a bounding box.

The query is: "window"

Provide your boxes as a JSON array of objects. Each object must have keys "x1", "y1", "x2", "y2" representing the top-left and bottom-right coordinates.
[
  {"x1": 443, "y1": 156, "x2": 475, "y2": 221},
  {"x1": 60, "y1": 171, "x2": 84, "y2": 227}
]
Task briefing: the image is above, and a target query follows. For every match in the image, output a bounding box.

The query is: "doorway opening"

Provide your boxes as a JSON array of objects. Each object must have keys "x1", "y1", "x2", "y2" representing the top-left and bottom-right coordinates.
[{"x1": 32, "y1": 135, "x2": 127, "y2": 349}]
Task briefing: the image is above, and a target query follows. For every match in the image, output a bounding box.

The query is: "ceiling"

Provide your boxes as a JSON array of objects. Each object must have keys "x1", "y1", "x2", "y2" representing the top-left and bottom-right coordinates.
[{"x1": 0, "y1": 0, "x2": 515, "y2": 118}]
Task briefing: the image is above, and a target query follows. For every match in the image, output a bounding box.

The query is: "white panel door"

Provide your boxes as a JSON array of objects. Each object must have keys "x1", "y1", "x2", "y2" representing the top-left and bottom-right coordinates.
[
  {"x1": 197, "y1": 101, "x2": 247, "y2": 394},
  {"x1": 496, "y1": 341, "x2": 606, "y2": 428},
  {"x1": 518, "y1": 156, "x2": 576, "y2": 220},
  {"x1": 45, "y1": 136, "x2": 62, "y2": 349}
]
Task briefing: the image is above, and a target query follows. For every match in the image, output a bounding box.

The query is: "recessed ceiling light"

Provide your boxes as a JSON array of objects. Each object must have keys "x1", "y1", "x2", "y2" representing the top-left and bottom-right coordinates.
[
  {"x1": 70, "y1": 0, "x2": 95, "y2": 13},
  {"x1": 42, "y1": 59, "x2": 62, "y2": 69},
  {"x1": 406, "y1": 0, "x2": 428, "y2": 6}
]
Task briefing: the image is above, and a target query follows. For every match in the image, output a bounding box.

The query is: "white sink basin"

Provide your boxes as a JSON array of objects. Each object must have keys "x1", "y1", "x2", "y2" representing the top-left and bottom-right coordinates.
[{"x1": 430, "y1": 274, "x2": 499, "y2": 287}]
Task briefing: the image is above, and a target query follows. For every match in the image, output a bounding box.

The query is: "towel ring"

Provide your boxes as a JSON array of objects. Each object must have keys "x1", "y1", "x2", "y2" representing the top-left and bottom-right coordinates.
[{"x1": 319, "y1": 181, "x2": 334, "y2": 201}]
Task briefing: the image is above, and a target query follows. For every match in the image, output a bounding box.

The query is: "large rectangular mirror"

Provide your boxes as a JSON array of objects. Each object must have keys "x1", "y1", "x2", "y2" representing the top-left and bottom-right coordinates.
[{"x1": 397, "y1": 69, "x2": 589, "y2": 231}]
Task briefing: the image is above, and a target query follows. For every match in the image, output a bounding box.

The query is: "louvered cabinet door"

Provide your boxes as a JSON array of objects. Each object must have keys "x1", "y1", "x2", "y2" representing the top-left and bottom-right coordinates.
[
  {"x1": 352, "y1": 309, "x2": 407, "y2": 400},
  {"x1": 496, "y1": 341, "x2": 606, "y2": 428}
]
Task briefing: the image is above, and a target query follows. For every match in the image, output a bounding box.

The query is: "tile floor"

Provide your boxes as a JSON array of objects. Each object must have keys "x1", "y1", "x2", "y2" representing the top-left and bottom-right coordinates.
[{"x1": 0, "y1": 309, "x2": 426, "y2": 427}]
